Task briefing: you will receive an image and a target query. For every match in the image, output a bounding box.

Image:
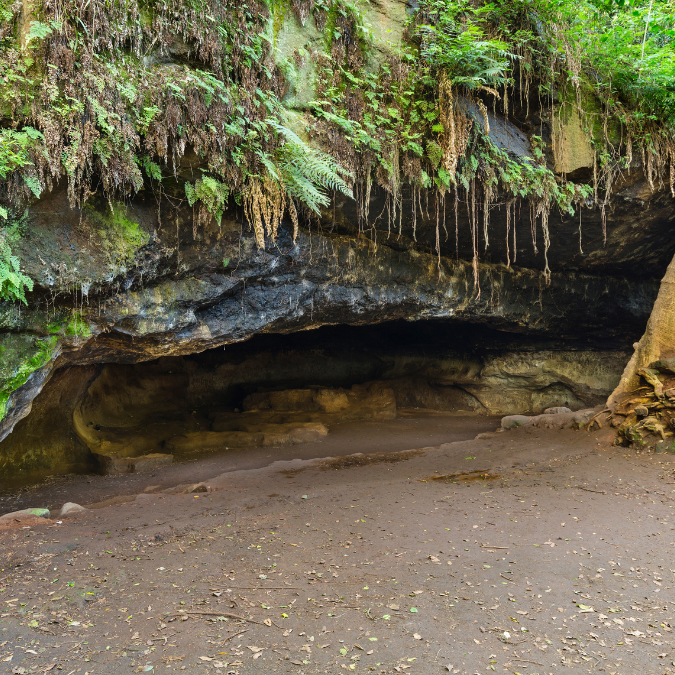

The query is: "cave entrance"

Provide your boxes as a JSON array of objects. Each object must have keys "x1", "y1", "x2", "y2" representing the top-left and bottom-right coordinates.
[
  {"x1": 0, "y1": 320, "x2": 630, "y2": 488},
  {"x1": 74, "y1": 321, "x2": 509, "y2": 475}
]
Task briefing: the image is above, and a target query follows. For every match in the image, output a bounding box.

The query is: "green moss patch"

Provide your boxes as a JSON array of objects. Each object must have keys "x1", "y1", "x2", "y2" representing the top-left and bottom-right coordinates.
[{"x1": 0, "y1": 333, "x2": 58, "y2": 422}]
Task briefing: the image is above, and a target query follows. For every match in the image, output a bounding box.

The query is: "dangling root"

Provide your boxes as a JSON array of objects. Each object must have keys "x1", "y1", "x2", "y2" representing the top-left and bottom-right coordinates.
[{"x1": 243, "y1": 176, "x2": 298, "y2": 249}]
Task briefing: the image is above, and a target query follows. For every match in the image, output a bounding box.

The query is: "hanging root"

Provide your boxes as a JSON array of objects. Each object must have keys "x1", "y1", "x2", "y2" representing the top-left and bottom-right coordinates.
[
  {"x1": 243, "y1": 176, "x2": 288, "y2": 249},
  {"x1": 439, "y1": 73, "x2": 472, "y2": 183}
]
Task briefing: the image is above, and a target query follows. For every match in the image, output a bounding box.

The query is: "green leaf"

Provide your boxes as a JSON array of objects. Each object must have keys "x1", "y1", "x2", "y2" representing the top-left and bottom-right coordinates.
[{"x1": 23, "y1": 176, "x2": 42, "y2": 198}]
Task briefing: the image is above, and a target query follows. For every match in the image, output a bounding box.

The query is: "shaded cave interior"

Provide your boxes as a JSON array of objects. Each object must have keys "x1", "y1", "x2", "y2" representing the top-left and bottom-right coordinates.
[{"x1": 1, "y1": 320, "x2": 635, "y2": 484}]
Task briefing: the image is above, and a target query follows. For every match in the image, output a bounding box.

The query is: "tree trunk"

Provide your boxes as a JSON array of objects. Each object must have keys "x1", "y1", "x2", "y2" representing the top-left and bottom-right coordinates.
[{"x1": 608, "y1": 253, "x2": 675, "y2": 409}]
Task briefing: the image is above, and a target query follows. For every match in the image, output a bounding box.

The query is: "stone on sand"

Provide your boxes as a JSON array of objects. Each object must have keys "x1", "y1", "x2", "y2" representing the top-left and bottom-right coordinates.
[{"x1": 60, "y1": 502, "x2": 87, "y2": 517}]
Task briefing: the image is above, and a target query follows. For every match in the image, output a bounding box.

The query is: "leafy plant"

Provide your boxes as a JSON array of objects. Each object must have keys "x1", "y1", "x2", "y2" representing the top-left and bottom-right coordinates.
[
  {"x1": 269, "y1": 121, "x2": 353, "y2": 213},
  {"x1": 0, "y1": 128, "x2": 44, "y2": 180},
  {"x1": 0, "y1": 219, "x2": 33, "y2": 304},
  {"x1": 417, "y1": 3, "x2": 514, "y2": 90},
  {"x1": 185, "y1": 177, "x2": 230, "y2": 226}
]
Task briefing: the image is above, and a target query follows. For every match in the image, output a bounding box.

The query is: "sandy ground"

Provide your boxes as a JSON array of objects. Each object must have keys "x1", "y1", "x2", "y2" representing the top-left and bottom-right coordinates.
[
  {"x1": 0, "y1": 416, "x2": 675, "y2": 675},
  {"x1": 0, "y1": 413, "x2": 499, "y2": 516}
]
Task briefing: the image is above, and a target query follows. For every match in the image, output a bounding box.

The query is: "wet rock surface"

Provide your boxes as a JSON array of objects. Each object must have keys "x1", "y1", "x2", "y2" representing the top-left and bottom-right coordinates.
[{"x1": 0, "y1": 163, "x2": 671, "y2": 481}]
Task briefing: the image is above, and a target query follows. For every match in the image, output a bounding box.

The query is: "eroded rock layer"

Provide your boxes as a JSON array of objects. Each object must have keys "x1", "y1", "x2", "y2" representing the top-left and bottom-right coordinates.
[{"x1": 0, "y1": 321, "x2": 631, "y2": 482}]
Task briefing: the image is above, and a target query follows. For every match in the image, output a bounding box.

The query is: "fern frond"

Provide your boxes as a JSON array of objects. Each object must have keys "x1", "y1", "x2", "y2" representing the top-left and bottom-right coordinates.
[
  {"x1": 265, "y1": 119, "x2": 354, "y2": 214},
  {"x1": 0, "y1": 234, "x2": 33, "y2": 304}
]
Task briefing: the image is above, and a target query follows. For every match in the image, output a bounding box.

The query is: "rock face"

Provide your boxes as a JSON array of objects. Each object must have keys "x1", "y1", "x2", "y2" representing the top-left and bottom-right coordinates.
[
  {"x1": 0, "y1": 183, "x2": 666, "y2": 482},
  {"x1": 0, "y1": 62, "x2": 673, "y2": 483},
  {"x1": 0, "y1": 317, "x2": 633, "y2": 481},
  {"x1": 0, "y1": 186, "x2": 660, "y2": 453}
]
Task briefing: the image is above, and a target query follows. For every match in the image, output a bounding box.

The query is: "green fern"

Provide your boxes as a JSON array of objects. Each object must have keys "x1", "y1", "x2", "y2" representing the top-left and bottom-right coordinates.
[
  {"x1": 0, "y1": 232, "x2": 33, "y2": 304},
  {"x1": 418, "y1": 6, "x2": 514, "y2": 90},
  {"x1": 185, "y1": 176, "x2": 230, "y2": 225},
  {"x1": 267, "y1": 119, "x2": 353, "y2": 214}
]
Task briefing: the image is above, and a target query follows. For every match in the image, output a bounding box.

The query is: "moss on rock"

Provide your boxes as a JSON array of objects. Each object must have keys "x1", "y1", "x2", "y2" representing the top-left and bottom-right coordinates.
[{"x1": 0, "y1": 333, "x2": 57, "y2": 422}]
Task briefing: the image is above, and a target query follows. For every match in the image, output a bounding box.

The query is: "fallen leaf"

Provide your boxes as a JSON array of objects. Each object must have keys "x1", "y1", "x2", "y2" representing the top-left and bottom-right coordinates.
[{"x1": 199, "y1": 656, "x2": 214, "y2": 661}]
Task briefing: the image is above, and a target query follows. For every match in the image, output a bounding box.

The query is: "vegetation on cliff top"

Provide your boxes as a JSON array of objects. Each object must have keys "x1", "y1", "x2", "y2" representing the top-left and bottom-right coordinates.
[{"x1": 0, "y1": 0, "x2": 672, "y2": 300}]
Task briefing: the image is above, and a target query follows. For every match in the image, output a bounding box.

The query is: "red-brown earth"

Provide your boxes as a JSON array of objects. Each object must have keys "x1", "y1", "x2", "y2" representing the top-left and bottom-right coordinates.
[{"x1": 0, "y1": 414, "x2": 673, "y2": 675}]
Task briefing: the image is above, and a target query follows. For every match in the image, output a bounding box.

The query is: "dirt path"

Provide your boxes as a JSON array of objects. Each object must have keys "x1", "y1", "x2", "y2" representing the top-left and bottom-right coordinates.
[
  {"x1": 0, "y1": 413, "x2": 499, "y2": 516},
  {"x1": 1, "y1": 422, "x2": 675, "y2": 675}
]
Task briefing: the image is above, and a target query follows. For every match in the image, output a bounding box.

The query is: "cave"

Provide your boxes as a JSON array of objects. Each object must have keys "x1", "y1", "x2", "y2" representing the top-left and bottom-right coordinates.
[{"x1": 0, "y1": 317, "x2": 638, "y2": 485}]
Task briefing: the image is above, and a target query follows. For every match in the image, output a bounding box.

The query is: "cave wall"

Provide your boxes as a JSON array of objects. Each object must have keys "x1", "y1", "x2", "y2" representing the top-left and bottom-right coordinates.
[
  {"x1": 0, "y1": 366, "x2": 99, "y2": 486},
  {"x1": 0, "y1": 30, "x2": 673, "y2": 474},
  {"x1": 0, "y1": 321, "x2": 630, "y2": 482}
]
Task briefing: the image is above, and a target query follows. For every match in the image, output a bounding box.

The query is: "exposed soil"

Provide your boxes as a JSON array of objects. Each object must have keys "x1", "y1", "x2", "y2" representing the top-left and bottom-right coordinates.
[
  {"x1": 0, "y1": 416, "x2": 675, "y2": 675},
  {"x1": 0, "y1": 413, "x2": 499, "y2": 515}
]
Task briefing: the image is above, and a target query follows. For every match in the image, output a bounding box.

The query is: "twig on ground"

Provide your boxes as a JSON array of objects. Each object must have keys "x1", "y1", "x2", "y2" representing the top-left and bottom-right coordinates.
[
  {"x1": 165, "y1": 611, "x2": 268, "y2": 626},
  {"x1": 210, "y1": 586, "x2": 301, "y2": 590},
  {"x1": 575, "y1": 486, "x2": 607, "y2": 494},
  {"x1": 223, "y1": 629, "x2": 249, "y2": 642},
  {"x1": 512, "y1": 657, "x2": 544, "y2": 666}
]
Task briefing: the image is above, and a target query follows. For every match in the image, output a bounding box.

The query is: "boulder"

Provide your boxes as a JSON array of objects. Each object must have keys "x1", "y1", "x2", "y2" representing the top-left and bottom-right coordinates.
[
  {"x1": 501, "y1": 415, "x2": 533, "y2": 429},
  {"x1": 0, "y1": 507, "x2": 50, "y2": 525},
  {"x1": 167, "y1": 422, "x2": 328, "y2": 454},
  {"x1": 571, "y1": 409, "x2": 598, "y2": 429},
  {"x1": 243, "y1": 382, "x2": 397, "y2": 422},
  {"x1": 60, "y1": 502, "x2": 87, "y2": 517},
  {"x1": 502, "y1": 408, "x2": 597, "y2": 431}
]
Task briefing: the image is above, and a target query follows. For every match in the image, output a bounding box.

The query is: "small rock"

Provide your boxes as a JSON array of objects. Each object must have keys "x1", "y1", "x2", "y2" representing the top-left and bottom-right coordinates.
[
  {"x1": 501, "y1": 415, "x2": 532, "y2": 429},
  {"x1": 184, "y1": 482, "x2": 210, "y2": 494},
  {"x1": 60, "y1": 502, "x2": 87, "y2": 517},
  {"x1": 543, "y1": 406, "x2": 572, "y2": 415},
  {"x1": 635, "y1": 405, "x2": 649, "y2": 418}
]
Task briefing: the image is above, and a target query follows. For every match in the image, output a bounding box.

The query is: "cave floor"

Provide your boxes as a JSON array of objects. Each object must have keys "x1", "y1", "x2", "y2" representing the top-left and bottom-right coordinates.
[
  {"x1": 0, "y1": 422, "x2": 675, "y2": 675},
  {"x1": 0, "y1": 412, "x2": 500, "y2": 515}
]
